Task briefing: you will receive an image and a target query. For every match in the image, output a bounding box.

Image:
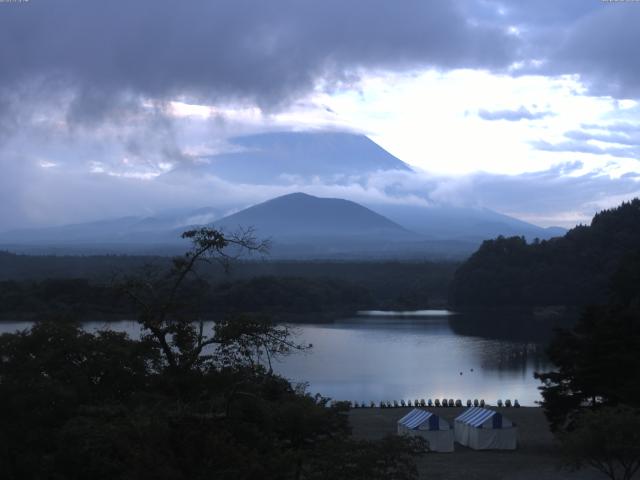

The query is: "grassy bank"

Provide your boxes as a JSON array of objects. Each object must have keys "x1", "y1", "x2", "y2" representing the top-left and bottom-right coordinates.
[{"x1": 349, "y1": 407, "x2": 606, "y2": 480}]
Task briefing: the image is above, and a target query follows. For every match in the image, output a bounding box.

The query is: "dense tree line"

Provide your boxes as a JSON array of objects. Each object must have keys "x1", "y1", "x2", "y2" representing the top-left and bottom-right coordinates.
[
  {"x1": 0, "y1": 250, "x2": 161, "y2": 280},
  {"x1": 0, "y1": 276, "x2": 374, "y2": 319},
  {"x1": 0, "y1": 263, "x2": 449, "y2": 319},
  {"x1": 0, "y1": 229, "x2": 423, "y2": 479},
  {"x1": 0, "y1": 252, "x2": 454, "y2": 307},
  {"x1": 0, "y1": 278, "x2": 126, "y2": 318},
  {"x1": 536, "y1": 250, "x2": 640, "y2": 479},
  {"x1": 211, "y1": 276, "x2": 373, "y2": 315},
  {"x1": 450, "y1": 199, "x2": 640, "y2": 307},
  {"x1": 536, "y1": 250, "x2": 640, "y2": 430}
]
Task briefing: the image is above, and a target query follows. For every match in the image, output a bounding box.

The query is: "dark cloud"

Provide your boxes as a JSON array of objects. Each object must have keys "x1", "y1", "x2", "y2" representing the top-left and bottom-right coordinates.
[
  {"x1": 484, "y1": 0, "x2": 599, "y2": 25},
  {"x1": 468, "y1": 2, "x2": 640, "y2": 99},
  {"x1": 478, "y1": 106, "x2": 552, "y2": 121},
  {"x1": 541, "y1": 5, "x2": 640, "y2": 98},
  {"x1": 1, "y1": 1, "x2": 639, "y2": 115},
  {"x1": 1, "y1": 1, "x2": 638, "y2": 232},
  {"x1": 0, "y1": 0, "x2": 518, "y2": 119}
]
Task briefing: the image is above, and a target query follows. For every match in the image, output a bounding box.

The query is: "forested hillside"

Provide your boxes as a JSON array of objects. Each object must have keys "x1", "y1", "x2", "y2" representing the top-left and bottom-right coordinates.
[
  {"x1": 0, "y1": 254, "x2": 454, "y2": 315},
  {"x1": 0, "y1": 276, "x2": 375, "y2": 320},
  {"x1": 449, "y1": 199, "x2": 640, "y2": 307}
]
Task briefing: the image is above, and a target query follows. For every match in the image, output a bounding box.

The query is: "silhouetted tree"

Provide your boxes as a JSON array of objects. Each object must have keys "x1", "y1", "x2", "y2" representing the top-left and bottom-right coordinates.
[
  {"x1": 0, "y1": 228, "x2": 424, "y2": 479},
  {"x1": 536, "y1": 251, "x2": 640, "y2": 431},
  {"x1": 561, "y1": 406, "x2": 640, "y2": 480},
  {"x1": 119, "y1": 227, "x2": 272, "y2": 372}
]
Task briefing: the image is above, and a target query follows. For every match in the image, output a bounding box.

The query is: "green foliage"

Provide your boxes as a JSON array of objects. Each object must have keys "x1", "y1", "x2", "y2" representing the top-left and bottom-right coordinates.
[
  {"x1": 0, "y1": 320, "x2": 159, "y2": 478},
  {"x1": 560, "y1": 406, "x2": 640, "y2": 480},
  {"x1": 0, "y1": 278, "x2": 127, "y2": 318},
  {"x1": 300, "y1": 435, "x2": 425, "y2": 480},
  {"x1": 536, "y1": 250, "x2": 640, "y2": 431},
  {"x1": 0, "y1": 229, "x2": 424, "y2": 479},
  {"x1": 450, "y1": 199, "x2": 640, "y2": 307},
  {"x1": 0, "y1": 319, "x2": 421, "y2": 480},
  {"x1": 0, "y1": 252, "x2": 454, "y2": 313},
  {"x1": 0, "y1": 276, "x2": 373, "y2": 320},
  {"x1": 210, "y1": 276, "x2": 373, "y2": 315}
]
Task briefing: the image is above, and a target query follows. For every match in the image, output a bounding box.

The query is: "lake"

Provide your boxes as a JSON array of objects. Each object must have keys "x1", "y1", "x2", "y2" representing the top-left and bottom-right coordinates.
[{"x1": 0, "y1": 310, "x2": 555, "y2": 406}]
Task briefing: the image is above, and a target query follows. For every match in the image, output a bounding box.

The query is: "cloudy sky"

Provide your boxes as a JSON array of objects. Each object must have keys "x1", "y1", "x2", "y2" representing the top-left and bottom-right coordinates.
[{"x1": 1, "y1": 0, "x2": 639, "y2": 230}]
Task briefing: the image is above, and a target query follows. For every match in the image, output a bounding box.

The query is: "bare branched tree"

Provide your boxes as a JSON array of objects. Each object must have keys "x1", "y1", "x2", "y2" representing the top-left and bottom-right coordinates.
[
  {"x1": 119, "y1": 227, "x2": 282, "y2": 372},
  {"x1": 214, "y1": 314, "x2": 311, "y2": 374}
]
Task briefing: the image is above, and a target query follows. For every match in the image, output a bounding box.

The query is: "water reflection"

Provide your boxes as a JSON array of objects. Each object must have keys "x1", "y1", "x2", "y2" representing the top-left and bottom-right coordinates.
[
  {"x1": 273, "y1": 313, "x2": 553, "y2": 406},
  {"x1": 0, "y1": 311, "x2": 557, "y2": 406},
  {"x1": 357, "y1": 309, "x2": 456, "y2": 317},
  {"x1": 449, "y1": 309, "x2": 576, "y2": 343},
  {"x1": 476, "y1": 342, "x2": 547, "y2": 375}
]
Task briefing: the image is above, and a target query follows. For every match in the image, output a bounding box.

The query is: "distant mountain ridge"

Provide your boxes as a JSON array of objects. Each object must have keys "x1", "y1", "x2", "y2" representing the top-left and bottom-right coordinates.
[
  {"x1": 0, "y1": 207, "x2": 221, "y2": 246},
  {"x1": 0, "y1": 130, "x2": 567, "y2": 257},
  {"x1": 370, "y1": 203, "x2": 565, "y2": 242},
  {"x1": 0, "y1": 192, "x2": 565, "y2": 259}
]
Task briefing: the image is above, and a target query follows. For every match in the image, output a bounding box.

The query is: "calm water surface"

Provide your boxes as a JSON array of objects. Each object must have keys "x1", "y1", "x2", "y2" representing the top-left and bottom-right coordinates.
[{"x1": 0, "y1": 311, "x2": 552, "y2": 405}]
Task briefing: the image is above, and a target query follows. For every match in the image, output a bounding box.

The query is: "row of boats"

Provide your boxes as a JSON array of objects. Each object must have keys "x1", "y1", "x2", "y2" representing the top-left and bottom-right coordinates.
[{"x1": 349, "y1": 398, "x2": 521, "y2": 408}]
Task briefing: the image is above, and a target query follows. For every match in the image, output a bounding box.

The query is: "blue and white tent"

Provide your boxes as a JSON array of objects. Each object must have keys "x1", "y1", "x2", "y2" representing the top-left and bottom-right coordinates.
[
  {"x1": 454, "y1": 407, "x2": 517, "y2": 450},
  {"x1": 397, "y1": 409, "x2": 454, "y2": 452}
]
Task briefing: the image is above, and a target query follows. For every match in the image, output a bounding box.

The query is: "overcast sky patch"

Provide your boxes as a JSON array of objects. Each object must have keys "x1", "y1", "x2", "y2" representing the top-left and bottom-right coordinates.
[{"x1": 1, "y1": 0, "x2": 639, "y2": 230}]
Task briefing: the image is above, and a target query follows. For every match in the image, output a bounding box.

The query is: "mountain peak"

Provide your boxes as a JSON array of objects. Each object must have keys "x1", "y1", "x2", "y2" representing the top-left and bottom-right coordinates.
[
  {"x1": 268, "y1": 192, "x2": 316, "y2": 201},
  {"x1": 214, "y1": 192, "x2": 411, "y2": 240},
  {"x1": 169, "y1": 130, "x2": 412, "y2": 184},
  {"x1": 263, "y1": 192, "x2": 347, "y2": 206}
]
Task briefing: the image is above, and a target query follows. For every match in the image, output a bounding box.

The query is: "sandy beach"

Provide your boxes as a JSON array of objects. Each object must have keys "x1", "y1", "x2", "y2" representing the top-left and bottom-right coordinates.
[{"x1": 349, "y1": 407, "x2": 610, "y2": 480}]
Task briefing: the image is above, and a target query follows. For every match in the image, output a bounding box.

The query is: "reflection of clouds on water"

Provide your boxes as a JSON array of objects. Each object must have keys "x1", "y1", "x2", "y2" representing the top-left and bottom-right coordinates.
[
  {"x1": 84, "y1": 320, "x2": 142, "y2": 337},
  {"x1": 0, "y1": 311, "x2": 553, "y2": 405},
  {"x1": 357, "y1": 310, "x2": 457, "y2": 317},
  {"x1": 275, "y1": 314, "x2": 551, "y2": 406},
  {"x1": 448, "y1": 310, "x2": 574, "y2": 343}
]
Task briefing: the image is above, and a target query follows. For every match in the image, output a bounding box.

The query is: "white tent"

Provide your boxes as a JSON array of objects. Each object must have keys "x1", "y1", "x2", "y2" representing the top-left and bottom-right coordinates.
[
  {"x1": 397, "y1": 408, "x2": 454, "y2": 452},
  {"x1": 454, "y1": 407, "x2": 517, "y2": 450}
]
